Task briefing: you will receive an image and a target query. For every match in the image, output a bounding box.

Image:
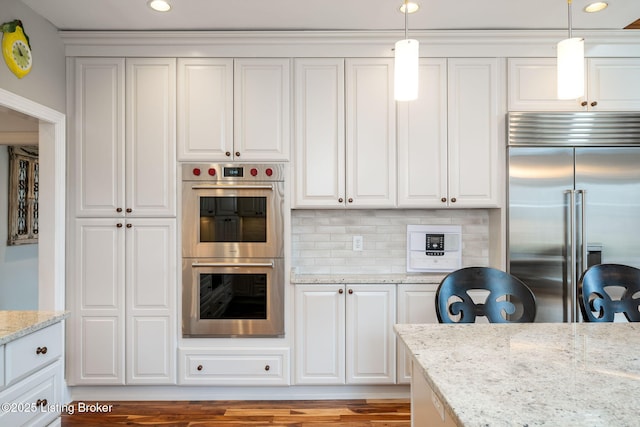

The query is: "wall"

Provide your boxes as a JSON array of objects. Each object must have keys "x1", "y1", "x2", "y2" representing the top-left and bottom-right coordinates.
[
  {"x1": 0, "y1": 147, "x2": 38, "y2": 309},
  {"x1": 291, "y1": 209, "x2": 489, "y2": 275},
  {"x1": 0, "y1": 0, "x2": 66, "y2": 113}
]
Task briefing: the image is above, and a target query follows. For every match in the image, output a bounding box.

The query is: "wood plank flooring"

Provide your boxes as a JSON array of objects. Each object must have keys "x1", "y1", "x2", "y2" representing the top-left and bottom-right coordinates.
[{"x1": 61, "y1": 399, "x2": 411, "y2": 426}]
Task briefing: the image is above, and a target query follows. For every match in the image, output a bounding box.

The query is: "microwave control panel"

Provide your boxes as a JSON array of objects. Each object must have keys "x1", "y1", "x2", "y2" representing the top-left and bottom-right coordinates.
[{"x1": 407, "y1": 225, "x2": 462, "y2": 273}]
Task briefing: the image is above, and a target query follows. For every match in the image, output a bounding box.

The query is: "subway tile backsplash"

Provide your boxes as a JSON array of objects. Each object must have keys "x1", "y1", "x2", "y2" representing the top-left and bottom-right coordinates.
[{"x1": 291, "y1": 209, "x2": 489, "y2": 275}]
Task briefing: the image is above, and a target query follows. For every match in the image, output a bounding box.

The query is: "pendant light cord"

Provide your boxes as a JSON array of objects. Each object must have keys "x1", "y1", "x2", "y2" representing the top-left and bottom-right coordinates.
[
  {"x1": 404, "y1": 0, "x2": 409, "y2": 40},
  {"x1": 567, "y1": 0, "x2": 573, "y2": 39}
]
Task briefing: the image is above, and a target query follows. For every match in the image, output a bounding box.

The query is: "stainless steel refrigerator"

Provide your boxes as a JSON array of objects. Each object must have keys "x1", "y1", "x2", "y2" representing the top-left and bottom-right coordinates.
[{"x1": 507, "y1": 112, "x2": 640, "y2": 322}]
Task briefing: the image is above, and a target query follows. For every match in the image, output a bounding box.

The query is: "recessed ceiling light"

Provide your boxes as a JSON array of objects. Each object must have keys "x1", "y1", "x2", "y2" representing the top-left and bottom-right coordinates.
[
  {"x1": 399, "y1": 2, "x2": 420, "y2": 14},
  {"x1": 584, "y1": 2, "x2": 608, "y2": 13},
  {"x1": 148, "y1": 0, "x2": 171, "y2": 12}
]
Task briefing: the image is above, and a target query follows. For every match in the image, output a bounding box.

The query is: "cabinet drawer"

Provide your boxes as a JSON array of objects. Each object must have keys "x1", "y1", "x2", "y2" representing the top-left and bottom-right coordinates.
[
  {"x1": 180, "y1": 348, "x2": 289, "y2": 386},
  {"x1": 0, "y1": 360, "x2": 62, "y2": 427},
  {"x1": 5, "y1": 323, "x2": 63, "y2": 386}
]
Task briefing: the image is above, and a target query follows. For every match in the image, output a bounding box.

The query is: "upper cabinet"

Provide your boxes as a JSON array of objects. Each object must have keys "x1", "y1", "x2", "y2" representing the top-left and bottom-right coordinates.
[
  {"x1": 509, "y1": 58, "x2": 640, "y2": 111},
  {"x1": 293, "y1": 58, "x2": 396, "y2": 208},
  {"x1": 398, "y1": 58, "x2": 503, "y2": 208},
  {"x1": 70, "y1": 57, "x2": 177, "y2": 218},
  {"x1": 178, "y1": 58, "x2": 290, "y2": 161}
]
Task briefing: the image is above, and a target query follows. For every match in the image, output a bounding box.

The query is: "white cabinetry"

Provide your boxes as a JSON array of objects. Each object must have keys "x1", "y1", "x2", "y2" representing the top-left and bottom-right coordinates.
[
  {"x1": 68, "y1": 56, "x2": 177, "y2": 386},
  {"x1": 396, "y1": 284, "x2": 438, "y2": 384},
  {"x1": 68, "y1": 218, "x2": 176, "y2": 385},
  {"x1": 294, "y1": 284, "x2": 396, "y2": 385},
  {"x1": 70, "y1": 57, "x2": 176, "y2": 218},
  {"x1": 293, "y1": 58, "x2": 396, "y2": 208},
  {"x1": 398, "y1": 58, "x2": 503, "y2": 208},
  {"x1": 0, "y1": 323, "x2": 64, "y2": 427},
  {"x1": 177, "y1": 58, "x2": 290, "y2": 161},
  {"x1": 508, "y1": 58, "x2": 640, "y2": 111}
]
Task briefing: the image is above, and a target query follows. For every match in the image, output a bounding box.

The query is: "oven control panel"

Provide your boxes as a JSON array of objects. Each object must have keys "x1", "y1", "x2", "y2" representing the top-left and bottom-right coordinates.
[
  {"x1": 183, "y1": 163, "x2": 285, "y2": 182},
  {"x1": 407, "y1": 225, "x2": 462, "y2": 273}
]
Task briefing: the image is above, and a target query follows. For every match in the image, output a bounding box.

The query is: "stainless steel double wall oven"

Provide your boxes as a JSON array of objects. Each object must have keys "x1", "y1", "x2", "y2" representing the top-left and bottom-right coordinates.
[{"x1": 182, "y1": 163, "x2": 285, "y2": 337}]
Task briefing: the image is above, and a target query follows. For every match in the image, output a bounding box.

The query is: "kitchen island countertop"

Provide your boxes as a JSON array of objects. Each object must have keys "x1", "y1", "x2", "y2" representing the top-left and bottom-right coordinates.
[
  {"x1": 395, "y1": 322, "x2": 640, "y2": 426},
  {"x1": 0, "y1": 310, "x2": 69, "y2": 345}
]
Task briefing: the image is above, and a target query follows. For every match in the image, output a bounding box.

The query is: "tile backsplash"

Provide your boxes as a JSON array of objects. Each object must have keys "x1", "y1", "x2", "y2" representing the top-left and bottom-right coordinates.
[{"x1": 291, "y1": 209, "x2": 489, "y2": 275}]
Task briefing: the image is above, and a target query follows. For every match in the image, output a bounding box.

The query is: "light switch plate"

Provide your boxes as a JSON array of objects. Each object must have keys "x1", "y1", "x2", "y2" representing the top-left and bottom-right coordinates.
[{"x1": 352, "y1": 235, "x2": 363, "y2": 251}]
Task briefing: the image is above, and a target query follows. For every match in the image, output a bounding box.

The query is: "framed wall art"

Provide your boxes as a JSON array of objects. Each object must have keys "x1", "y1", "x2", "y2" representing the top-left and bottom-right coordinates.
[{"x1": 7, "y1": 145, "x2": 38, "y2": 245}]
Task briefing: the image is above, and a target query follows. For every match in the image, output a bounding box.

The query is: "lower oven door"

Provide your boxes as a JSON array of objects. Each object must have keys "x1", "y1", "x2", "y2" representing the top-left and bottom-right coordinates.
[{"x1": 182, "y1": 258, "x2": 284, "y2": 337}]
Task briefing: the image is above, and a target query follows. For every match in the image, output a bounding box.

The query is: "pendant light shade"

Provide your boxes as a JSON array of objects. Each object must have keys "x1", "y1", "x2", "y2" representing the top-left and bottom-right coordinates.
[
  {"x1": 557, "y1": 0, "x2": 585, "y2": 100},
  {"x1": 557, "y1": 37, "x2": 584, "y2": 99},
  {"x1": 394, "y1": 38, "x2": 419, "y2": 101},
  {"x1": 394, "y1": 1, "x2": 419, "y2": 101}
]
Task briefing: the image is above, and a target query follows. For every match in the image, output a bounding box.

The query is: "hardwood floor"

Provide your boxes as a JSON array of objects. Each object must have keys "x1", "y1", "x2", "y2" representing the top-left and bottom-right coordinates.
[{"x1": 61, "y1": 399, "x2": 411, "y2": 426}]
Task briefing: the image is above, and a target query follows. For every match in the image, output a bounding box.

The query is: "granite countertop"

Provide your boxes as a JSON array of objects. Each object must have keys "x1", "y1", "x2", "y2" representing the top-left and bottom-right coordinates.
[
  {"x1": 395, "y1": 323, "x2": 640, "y2": 427},
  {"x1": 291, "y1": 272, "x2": 445, "y2": 284},
  {"x1": 0, "y1": 310, "x2": 69, "y2": 346}
]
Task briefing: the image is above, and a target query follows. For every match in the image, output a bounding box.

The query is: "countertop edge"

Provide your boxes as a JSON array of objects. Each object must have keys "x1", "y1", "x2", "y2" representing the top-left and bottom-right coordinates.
[
  {"x1": 291, "y1": 272, "x2": 445, "y2": 284},
  {"x1": 0, "y1": 311, "x2": 70, "y2": 346}
]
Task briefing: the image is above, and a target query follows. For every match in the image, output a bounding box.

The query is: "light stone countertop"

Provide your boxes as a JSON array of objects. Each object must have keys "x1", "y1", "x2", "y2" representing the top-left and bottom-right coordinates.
[
  {"x1": 290, "y1": 272, "x2": 445, "y2": 285},
  {"x1": 0, "y1": 310, "x2": 69, "y2": 345},
  {"x1": 395, "y1": 322, "x2": 640, "y2": 427}
]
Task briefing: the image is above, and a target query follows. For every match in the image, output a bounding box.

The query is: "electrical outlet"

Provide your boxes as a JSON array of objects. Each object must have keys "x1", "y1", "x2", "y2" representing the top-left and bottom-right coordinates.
[{"x1": 352, "y1": 235, "x2": 363, "y2": 251}]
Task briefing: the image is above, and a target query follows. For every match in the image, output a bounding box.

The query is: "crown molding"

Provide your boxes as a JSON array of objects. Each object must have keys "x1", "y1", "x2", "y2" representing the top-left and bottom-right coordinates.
[{"x1": 59, "y1": 29, "x2": 640, "y2": 58}]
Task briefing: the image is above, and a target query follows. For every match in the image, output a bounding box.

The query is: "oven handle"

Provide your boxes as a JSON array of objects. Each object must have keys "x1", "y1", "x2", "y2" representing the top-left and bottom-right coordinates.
[
  {"x1": 191, "y1": 262, "x2": 274, "y2": 268},
  {"x1": 191, "y1": 184, "x2": 274, "y2": 190}
]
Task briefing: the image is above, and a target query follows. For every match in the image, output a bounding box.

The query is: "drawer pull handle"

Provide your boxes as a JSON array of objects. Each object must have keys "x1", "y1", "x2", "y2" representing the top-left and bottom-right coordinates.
[
  {"x1": 36, "y1": 346, "x2": 48, "y2": 355},
  {"x1": 264, "y1": 365, "x2": 270, "y2": 371},
  {"x1": 36, "y1": 399, "x2": 48, "y2": 407},
  {"x1": 197, "y1": 364, "x2": 203, "y2": 371}
]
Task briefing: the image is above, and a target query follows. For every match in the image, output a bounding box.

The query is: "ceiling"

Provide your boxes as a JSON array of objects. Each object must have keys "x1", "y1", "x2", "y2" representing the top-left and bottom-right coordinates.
[{"x1": 20, "y1": 0, "x2": 640, "y2": 32}]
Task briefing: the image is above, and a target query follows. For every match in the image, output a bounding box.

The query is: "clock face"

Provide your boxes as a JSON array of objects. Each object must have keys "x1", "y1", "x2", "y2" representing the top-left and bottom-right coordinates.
[{"x1": 11, "y1": 40, "x2": 31, "y2": 70}]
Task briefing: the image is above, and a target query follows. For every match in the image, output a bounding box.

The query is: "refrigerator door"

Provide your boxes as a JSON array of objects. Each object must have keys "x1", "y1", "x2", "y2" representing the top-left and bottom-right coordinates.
[
  {"x1": 508, "y1": 147, "x2": 574, "y2": 322},
  {"x1": 576, "y1": 148, "x2": 640, "y2": 270}
]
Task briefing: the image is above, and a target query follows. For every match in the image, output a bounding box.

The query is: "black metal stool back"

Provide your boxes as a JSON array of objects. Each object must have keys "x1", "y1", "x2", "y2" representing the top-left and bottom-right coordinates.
[
  {"x1": 436, "y1": 267, "x2": 536, "y2": 323},
  {"x1": 579, "y1": 263, "x2": 640, "y2": 322}
]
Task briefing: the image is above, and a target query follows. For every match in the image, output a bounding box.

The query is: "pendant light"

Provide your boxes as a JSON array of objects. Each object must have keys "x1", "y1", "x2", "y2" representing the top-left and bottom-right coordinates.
[
  {"x1": 394, "y1": 0, "x2": 419, "y2": 101},
  {"x1": 557, "y1": 0, "x2": 584, "y2": 100}
]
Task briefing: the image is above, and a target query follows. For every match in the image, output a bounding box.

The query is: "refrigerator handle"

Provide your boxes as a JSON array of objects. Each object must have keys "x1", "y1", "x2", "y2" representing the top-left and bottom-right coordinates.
[
  {"x1": 577, "y1": 189, "x2": 588, "y2": 275},
  {"x1": 566, "y1": 189, "x2": 578, "y2": 323}
]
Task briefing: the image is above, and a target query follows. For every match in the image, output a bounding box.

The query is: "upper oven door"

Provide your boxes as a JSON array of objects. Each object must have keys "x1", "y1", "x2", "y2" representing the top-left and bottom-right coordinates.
[{"x1": 182, "y1": 181, "x2": 284, "y2": 258}]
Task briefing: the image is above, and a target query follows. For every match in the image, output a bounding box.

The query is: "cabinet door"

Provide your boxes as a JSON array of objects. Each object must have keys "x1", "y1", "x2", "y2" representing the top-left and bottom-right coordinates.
[
  {"x1": 177, "y1": 58, "x2": 233, "y2": 161},
  {"x1": 71, "y1": 58, "x2": 125, "y2": 217},
  {"x1": 396, "y1": 284, "x2": 438, "y2": 384},
  {"x1": 69, "y1": 218, "x2": 125, "y2": 385},
  {"x1": 346, "y1": 59, "x2": 396, "y2": 208},
  {"x1": 234, "y1": 58, "x2": 290, "y2": 160},
  {"x1": 447, "y1": 58, "x2": 502, "y2": 208},
  {"x1": 507, "y1": 58, "x2": 585, "y2": 111},
  {"x1": 588, "y1": 58, "x2": 640, "y2": 111},
  {"x1": 293, "y1": 58, "x2": 346, "y2": 208},
  {"x1": 125, "y1": 219, "x2": 176, "y2": 384},
  {"x1": 346, "y1": 284, "x2": 396, "y2": 384},
  {"x1": 294, "y1": 285, "x2": 345, "y2": 385},
  {"x1": 125, "y1": 58, "x2": 177, "y2": 217},
  {"x1": 397, "y1": 59, "x2": 448, "y2": 207}
]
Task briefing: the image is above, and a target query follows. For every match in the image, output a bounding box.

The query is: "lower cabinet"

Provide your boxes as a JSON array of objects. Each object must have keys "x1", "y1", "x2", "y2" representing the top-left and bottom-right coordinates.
[
  {"x1": 178, "y1": 347, "x2": 290, "y2": 386},
  {"x1": 294, "y1": 284, "x2": 396, "y2": 385},
  {"x1": 0, "y1": 323, "x2": 64, "y2": 427},
  {"x1": 67, "y1": 218, "x2": 177, "y2": 385}
]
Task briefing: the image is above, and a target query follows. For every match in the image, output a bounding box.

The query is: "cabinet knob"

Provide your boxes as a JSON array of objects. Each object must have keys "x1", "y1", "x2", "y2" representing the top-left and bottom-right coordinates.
[
  {"x1": 441, "y1": 197, "x2": 447, "y2": 203},
  {"x1": 36, "y1": 346, "x2": 48, "y2": 355},
  {"x1": 126, "y1": 208, "x2": 132, "y2": 213},
  {"x1": 348, "y1": 198, "x2": 353, "y2": 203},
  {"x1": 581, "y1": 101, "x2": 588, "y2": 107},
  {"x1": 36, "y1": 399, "x2": 48, "y2": 407},
  {"x1": 126, "y1": 223, "x2": 132, "y2": 229},
  {"x1": 116, "y1": 208, "x2": 123, "y2": 213},
  {"x1": 591, "y1": 101, "x2": 598, "y2": 107},
  {"x1": 451, "y1": 197, "x2": 457, "y2": 203},
  {"x1": 338, "y1": 198, "x2": 344, "y2": 203},
  {"x1": 235, "y1": 152, "x2": 241, "y2": 157},
  {"x1": 348, "y1": 289, "x2": 353, "y2": 294},
  {"x1": 116, "y1": 223, "x2": 123, "y2": 228},
  {"x1": 264, "y1": 365, "x2": 270, "y2": 372},
  {"x1": 225, "y1": 151, "x2": 231, "y2": 157},
  {"x1": 339, "y1": 288, "x2": 344, "y2": 294},
  {"x1": 197, "y1": 365, "x2": 203, "y2": 371}
]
